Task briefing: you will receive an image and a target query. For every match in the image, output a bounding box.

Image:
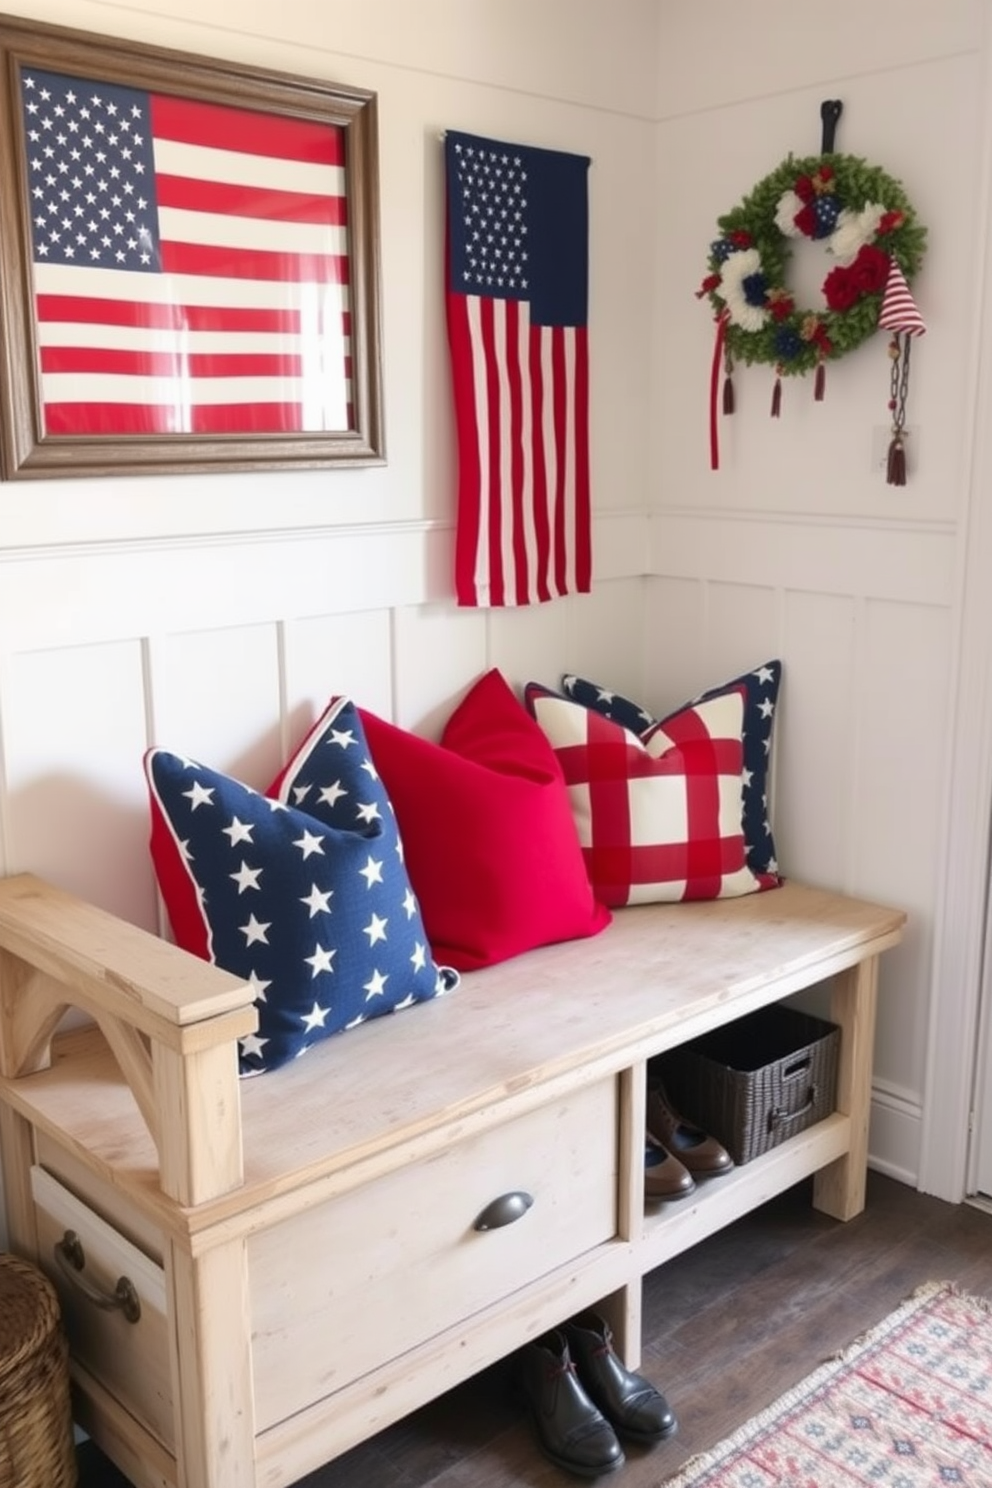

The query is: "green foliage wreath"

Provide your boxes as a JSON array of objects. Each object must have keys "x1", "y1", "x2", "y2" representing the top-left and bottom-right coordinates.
[{"x1": 698, "y1": 153, "x2": 926, "y2": 378}]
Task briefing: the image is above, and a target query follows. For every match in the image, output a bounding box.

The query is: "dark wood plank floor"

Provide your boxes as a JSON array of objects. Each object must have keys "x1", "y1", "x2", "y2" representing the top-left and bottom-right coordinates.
[{"x1": 77, "y1": 1172, "x2": 992, "y2": 1488}]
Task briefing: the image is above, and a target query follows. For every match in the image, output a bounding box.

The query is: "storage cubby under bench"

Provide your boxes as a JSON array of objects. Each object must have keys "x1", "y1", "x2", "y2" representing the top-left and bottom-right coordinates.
[{"x1": 0, "y1": 873, "x2": 905, "y2": 1488}]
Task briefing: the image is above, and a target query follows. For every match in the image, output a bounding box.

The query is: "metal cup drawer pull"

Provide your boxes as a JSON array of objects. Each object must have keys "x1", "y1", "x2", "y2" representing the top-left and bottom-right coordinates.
[
  {"x1": 473, "y1": 1190, "x2": 534, "y2": 1231},
  {"x1": 54, "y1": 1229, "x2": 142, "y2": 1323}
]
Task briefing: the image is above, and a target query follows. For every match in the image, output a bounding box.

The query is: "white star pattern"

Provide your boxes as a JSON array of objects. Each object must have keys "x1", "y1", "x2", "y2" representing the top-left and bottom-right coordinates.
[
  {"x1": 364, "y1": 913, "x2": 388, "y2": 946},
  {"x1": 148, "y1": 696, "x2": 458, "y2": 1077},
  {"x1": 451, "y1": 141, "x2": 529, "y2": 293},
  {"x1": 246, "y1": 970, "x2": 271, "y2": 1003},
  {"x1": 300, "y1": 885, "x2": 333, "y2": 918},
  {"x1": 20, "y1": 70, "x2": 160, "y2": 273},
  {"x1": 240, "y1": 914, "x2": 271, "y2": 946},
  {"x1": 293, "y1": 830, "x2": 325, "y2": 859},
  {"x1": 223, "y1": 817, "x2": 254, "y2": 846},
  {"x1": 304, "y1": 945, "x2": 336, "y2": 977},
  {"x1": 230, "y1": 862, "x2": 263, "y2": 894},
  {"x1": 184, "y1": 780, "x2": 214, "y2": 811},
  {"x1": 239, "y1": 1032, "x2": 269, "y2": 1060},
  {"x1": 300, "y1": 1001, "x2": 331, "y2": 1031},
  {"x1": 364, "y1": 969, "x2": 388, "y2": 998}
]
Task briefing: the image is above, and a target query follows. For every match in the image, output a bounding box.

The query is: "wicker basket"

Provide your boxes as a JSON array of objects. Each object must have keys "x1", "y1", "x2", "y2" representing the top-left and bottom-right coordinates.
[
  {"x1": 0, "y1": 1252, "x2": 78, "y2": 1488},
  {"x1": 656, "y1": 1005, "x2": 840, "y2": 1166}
]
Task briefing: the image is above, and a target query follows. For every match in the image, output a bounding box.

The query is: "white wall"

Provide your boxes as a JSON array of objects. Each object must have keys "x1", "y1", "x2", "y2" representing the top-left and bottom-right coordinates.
[
  {"x1": 648, "y1": 0, "x2": 988, "y2": 1193},
  {"x1": 0, "y1": 0, "x2": 659, "y2": 1249},
  {"x1": 0, "y1": 0, "x2": 985, "y2": 1249}
]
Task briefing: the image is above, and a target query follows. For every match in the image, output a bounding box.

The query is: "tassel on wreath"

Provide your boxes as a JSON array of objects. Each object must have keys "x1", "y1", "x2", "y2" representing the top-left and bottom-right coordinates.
[
  {"x1": 722, "y1": 375, "x2": 735, "y2": 415},
  {"x1": 770, "y1": 374, "x2": 782, "y2": 418},
  {"x1": 887, "y1": 434, "x2": 907, "y2": 487},
  {"x1": 814, "y1": 361, "x2": 826, "y2": 402}
]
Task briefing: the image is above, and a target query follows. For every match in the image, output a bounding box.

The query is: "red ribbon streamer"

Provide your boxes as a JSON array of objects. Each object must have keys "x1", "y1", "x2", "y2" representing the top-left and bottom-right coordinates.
[{"x1": 709, "y1": 311, "x2": 728, "y2": 471}]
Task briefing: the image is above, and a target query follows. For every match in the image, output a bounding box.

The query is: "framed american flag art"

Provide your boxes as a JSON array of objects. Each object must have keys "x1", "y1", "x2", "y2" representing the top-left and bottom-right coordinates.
[{"x1": 0, "y1": 13, "x2": 384, "y2": 479}]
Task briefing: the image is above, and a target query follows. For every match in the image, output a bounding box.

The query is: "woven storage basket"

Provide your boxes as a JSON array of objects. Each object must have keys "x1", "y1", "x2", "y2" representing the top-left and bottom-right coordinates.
[
  {"x1": 657, "y1": 1005, "x2": 840, "y2": 1166},
  {"x1": 0, "y1": 1252, "x2": 77, "y2": 1488}
]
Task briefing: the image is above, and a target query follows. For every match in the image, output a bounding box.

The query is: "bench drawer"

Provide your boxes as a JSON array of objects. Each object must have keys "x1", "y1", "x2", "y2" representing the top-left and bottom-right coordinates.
[
  {"x1": 30, "y1": 1166, "x2": 174, "y2": 1452},
  {"x1": 248, "y1": 1076, "x2": 619, "y2": 1430}
]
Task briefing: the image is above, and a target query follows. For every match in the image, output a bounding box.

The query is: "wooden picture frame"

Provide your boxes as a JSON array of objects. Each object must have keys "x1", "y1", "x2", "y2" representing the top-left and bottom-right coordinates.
[{"x1": 0, "y1": 13, "x2": 384, "y2": 479}]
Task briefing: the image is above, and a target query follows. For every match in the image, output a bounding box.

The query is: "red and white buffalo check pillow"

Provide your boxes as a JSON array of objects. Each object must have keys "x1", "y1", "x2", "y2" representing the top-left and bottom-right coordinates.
[{"x1": 525, "y1": 683, "x2": 764, "y2": 908}]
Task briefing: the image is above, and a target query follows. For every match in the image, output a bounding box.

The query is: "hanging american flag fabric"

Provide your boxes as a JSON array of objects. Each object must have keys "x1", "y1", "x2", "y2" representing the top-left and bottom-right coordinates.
[
  {"x1": 444, "y1": 130, "x2": 592, "y2": 608},
  {"x1": 18, "y1": 66, "x2": 352, "y2": 436}
]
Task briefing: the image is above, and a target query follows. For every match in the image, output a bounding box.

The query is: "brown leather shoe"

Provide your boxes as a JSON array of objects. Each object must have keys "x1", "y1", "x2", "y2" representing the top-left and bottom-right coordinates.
[
  {"x1": 563, "y1": 1311, "x2": 678, "y2": 1445},
  {"x1": 517, "y1": 1330, "x2": 625, "y2": 1477},
  {"x1": 644, "y1": 1130, "x2": 695, "y2": 1200},
  {"x1": 646, "y1": 1083, "x2": 733, "y2": 1175}
]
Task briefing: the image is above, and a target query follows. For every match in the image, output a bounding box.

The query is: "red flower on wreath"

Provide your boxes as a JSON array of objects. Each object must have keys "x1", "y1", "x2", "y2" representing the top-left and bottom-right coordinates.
[
  {"x1": 800, "y1": 314, "x2": 833, "y2": 356},
  {"x1": 823, "y1": 263, "x2": 859, "y2": 311},
  {"x1": 766, "y1": 287, "x2": 795, "y2": 321},
  {"x1": 823, "y1": 244, "x2": 891, "y2": 311},
  {"x1": 878, "y1": 210, "x2": 905, "y2": 236},
  {"x1": 850, "y1": 243, "x2": 890, "y2": 293}
]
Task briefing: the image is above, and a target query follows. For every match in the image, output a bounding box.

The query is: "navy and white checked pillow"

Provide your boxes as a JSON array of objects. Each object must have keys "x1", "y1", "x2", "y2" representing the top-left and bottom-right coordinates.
[
  {"x1": 145, "y1": 698, "x2": 458, "y2": 1076},
  {"x1": 562, "y1": 662, "x2": 782, "y2": 885}
]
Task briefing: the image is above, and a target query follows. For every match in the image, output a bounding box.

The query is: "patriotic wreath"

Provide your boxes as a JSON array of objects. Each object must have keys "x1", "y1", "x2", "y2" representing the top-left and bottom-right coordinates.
[{"x1": 698, "y1": 151, "x2": 927, "y2": 479}]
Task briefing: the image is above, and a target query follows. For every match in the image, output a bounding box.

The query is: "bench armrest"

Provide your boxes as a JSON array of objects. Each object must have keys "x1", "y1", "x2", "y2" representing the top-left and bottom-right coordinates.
[{"x1": 0, "y1": 873, "x2": 256, "y2": 1205}]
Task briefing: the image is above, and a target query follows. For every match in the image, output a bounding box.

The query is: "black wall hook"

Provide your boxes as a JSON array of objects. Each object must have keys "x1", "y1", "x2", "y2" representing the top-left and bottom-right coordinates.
[{"x1": 820, "y1": 100, "x2": 843, "y2": 154}]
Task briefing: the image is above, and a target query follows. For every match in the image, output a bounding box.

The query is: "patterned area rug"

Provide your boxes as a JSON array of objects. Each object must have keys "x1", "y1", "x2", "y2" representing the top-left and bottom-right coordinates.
[{"x1": 661, "y1": 1281, "x2": 992, "y2": 1486}]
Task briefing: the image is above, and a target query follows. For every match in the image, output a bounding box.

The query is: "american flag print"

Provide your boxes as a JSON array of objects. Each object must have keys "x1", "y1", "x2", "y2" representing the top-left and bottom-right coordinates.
[
  {"x1": 444, "y1": 130, "x2": 592, "y2": 608},
  {"x1": 19, "y1": 66, "x2": 353, "y2": 437}
]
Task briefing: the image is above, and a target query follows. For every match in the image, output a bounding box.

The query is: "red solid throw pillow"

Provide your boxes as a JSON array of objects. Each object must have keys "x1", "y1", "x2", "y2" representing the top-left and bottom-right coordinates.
[{"x1": 358, "y1": 669, "x2": 611, "y2": 971}]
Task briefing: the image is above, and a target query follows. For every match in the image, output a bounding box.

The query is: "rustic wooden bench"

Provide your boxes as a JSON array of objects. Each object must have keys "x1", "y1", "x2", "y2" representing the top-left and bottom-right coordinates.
[{"x1": 0, "y1": 873, "x2": 905, "y2": 1488}]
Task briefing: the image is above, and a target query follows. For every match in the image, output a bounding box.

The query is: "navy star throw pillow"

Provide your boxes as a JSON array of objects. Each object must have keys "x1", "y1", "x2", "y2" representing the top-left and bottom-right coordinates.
[
  {"x1": 145, "y1": 699, "x2": 458, "y2": 1076},
  {"x1": 562, "y1": 662, "x2": 783, "y2": 884}
]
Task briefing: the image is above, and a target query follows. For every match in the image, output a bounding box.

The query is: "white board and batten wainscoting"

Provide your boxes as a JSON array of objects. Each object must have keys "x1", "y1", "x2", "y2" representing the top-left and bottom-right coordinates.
[{"x1": 0, "y1": 0, "x2": 990, "y2": 1244}]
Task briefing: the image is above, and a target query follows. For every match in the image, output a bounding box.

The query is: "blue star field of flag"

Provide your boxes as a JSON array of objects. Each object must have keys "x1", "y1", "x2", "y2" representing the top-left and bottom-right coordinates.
[
  {"x1": 146, "y1": 699, "x2": 457, "y2": 1076},
  {"x1": 448, "y1": 137, "x2": 530, "y2": 300},
  {"x1": 20, "y1": 67, "x2": 162, "y2": 273},
  {"x1": 446, "y1": 129, "x2": 589, "y2": 327}
]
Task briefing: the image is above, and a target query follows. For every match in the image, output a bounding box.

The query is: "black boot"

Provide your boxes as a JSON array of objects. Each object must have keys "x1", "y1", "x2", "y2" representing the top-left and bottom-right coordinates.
[
  {"x1": 517, "y1": 1329, "x2": 625, "y2": 1477},
  {"x1": 563, "y1": 1312, "x2": 677, "y2": 1446}
]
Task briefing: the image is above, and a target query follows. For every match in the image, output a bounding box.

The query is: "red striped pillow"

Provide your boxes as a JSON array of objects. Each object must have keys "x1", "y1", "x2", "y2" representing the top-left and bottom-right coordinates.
[{"x1": 525, "y1": 683, "x2": 764, "y2": 908}]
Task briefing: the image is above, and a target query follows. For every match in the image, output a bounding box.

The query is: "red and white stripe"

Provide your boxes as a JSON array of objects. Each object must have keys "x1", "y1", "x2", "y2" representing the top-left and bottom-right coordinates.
[
  {"x1": 33, "y1": 97, "x2": 352, "y2": 436},
  {"x1": 879, "y1": 259, "x2": 926, "y2": 337},
  {"x1": 446, "y1": 293, "x2": 590, "y2": 608}
]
